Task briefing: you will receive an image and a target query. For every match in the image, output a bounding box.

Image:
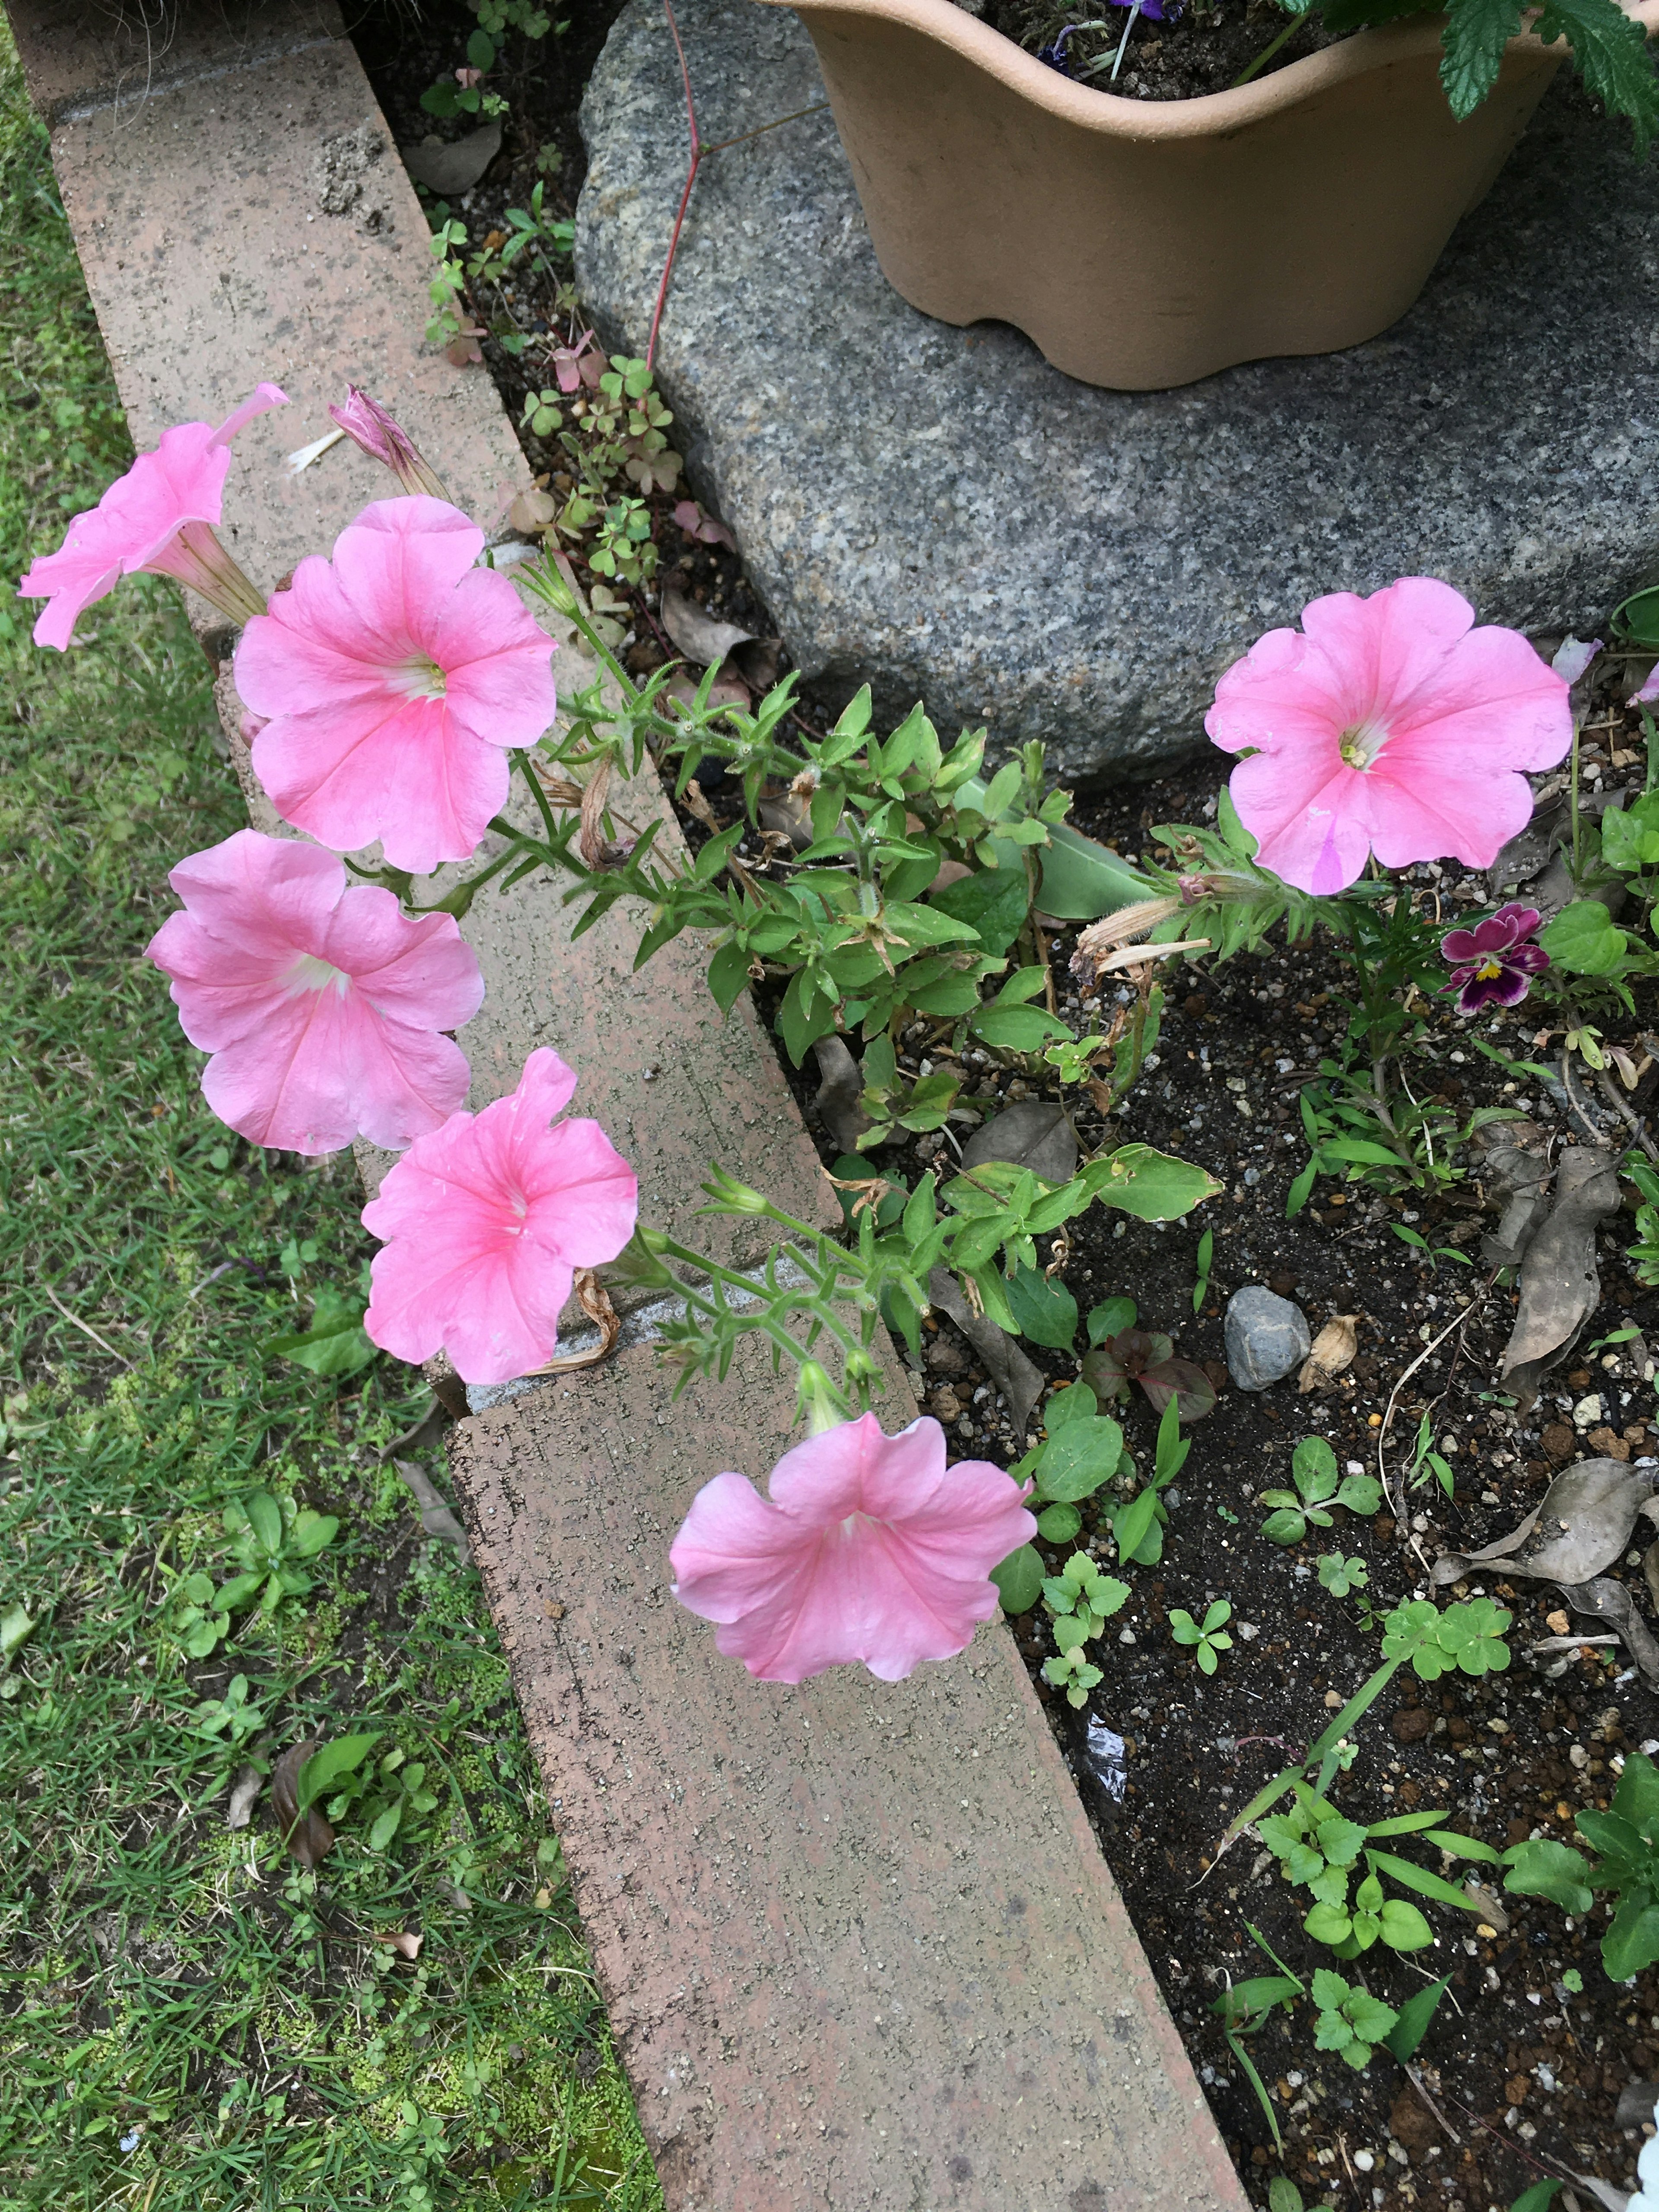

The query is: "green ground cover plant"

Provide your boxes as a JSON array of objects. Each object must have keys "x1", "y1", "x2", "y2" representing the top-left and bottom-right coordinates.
[{"x1": 0, "y1": 38, "x2": 655, "y2": 2210}]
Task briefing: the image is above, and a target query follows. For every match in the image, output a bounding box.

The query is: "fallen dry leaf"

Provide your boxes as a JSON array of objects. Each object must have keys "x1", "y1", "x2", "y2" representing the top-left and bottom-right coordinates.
[
  {"x1": 664, "y1": 662, "x2": 750, "y2": 716},
  {"x1": 1432, "y1": 1458, "x2": 1659, "y2": 1588},
  {"x1": 1299, "y1": 1313, "x2": 1359, "y2": 1393},
  {"x1": 1499, "y1": 1147, "x2": 1621, "y2": 1410},
  {"x1": 811, "y1": 1035, "x2": 871, "y2": 1154},
  {"x1": 270, "y1": 1740, "x2": 334, "y2": 1867},
  {"x1": 381, "y1": 1930, "x2": 423, "y2": 1961},
  {"x1": 399, "y1": 117, "x2": 503, "y2": 196},
  {"x1": 1472, "y1": 1120, "x2": 1553, "y2": 1268},
  {"x1": 226, "y1": 1765, "x2": 263, "y2": 1831},
  {"x1": 659, "y1": 584, "x2": 754, "y2": 669},
  {"x1": 1556, "y1": 1576, "x2": 1659, "y2": 1686},
  {"x1": 391, "y1": 1459, "x2": 470, "y2": 1561},
  {"x1": 529, "y1": 1269, "x2": 622, "y2": 1374},
  {"x1": 960, "y1": 1102, "x2": 1077, "y2": 1184},
  {"x1": 508, "y1": 487, "x2": 558, "y2": 534},
  {"x1": 927, "y1": 1268, "x2": 1046, "y2": 1435}
]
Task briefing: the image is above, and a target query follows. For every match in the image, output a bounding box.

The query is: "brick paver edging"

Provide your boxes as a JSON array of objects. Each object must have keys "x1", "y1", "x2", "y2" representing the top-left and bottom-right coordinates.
[{"x1": 5, "y1": 3, "x2": 1252, "y2": 2201}]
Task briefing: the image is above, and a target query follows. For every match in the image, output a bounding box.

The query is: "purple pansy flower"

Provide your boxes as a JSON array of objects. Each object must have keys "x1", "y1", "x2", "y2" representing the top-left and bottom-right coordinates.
[{"x1": 1440, "y1": 903, "x2": 1549, "y2": 1015}]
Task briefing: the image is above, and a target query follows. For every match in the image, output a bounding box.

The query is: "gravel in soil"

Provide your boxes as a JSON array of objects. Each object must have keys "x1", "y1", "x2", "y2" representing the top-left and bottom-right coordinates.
[{"x1": 352, "y1": 10, "x2": 1659, "y2": 2197}]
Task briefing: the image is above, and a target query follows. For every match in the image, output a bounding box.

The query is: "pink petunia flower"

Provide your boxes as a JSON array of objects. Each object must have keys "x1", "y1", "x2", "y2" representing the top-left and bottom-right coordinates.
[
  {"x1": 20, "y1": 384, "x2": 288, "y2": 648},
  {"x1": 146, "y1": 829, "x2": 484, "y2": 1155},
  {"x1": 361, "y1": 1047, "x2": 637, "y2": 1383},
  {"x1": 235, "y1": 495, "x2": 558, "y2": 874},
  {"x1": 1207, "y1": 578, "x2": 1573, "y2": 896},
  {"x1": 327, "y1": 386, "x2": 449, "y2": 500},
  {"x1": 669, "y1": 1412, "x2": 1037, "y2": 1684}
]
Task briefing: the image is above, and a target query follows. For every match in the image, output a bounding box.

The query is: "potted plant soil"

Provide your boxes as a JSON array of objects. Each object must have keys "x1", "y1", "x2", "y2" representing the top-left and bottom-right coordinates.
[{"x1": 755, "y1": 0, "x2": 1659, "y2": 388}]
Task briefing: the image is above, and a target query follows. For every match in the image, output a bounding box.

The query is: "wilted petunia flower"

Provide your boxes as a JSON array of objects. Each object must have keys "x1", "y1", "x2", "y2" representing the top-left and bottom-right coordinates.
[
  {"x1": 235, "y1": 495, "x2": 558, "y2": 874},
  {"x1": 361, "y1": 1049, "x2": 638, "y2": 1384},
  {"x1": 669, "y1": 1412, "x2": 1036, "y2": 1684},
  {"x1": 1206, "y1": 578, "x2": 1573, "y2": 896},
  {"x1": 19, "y1": 383, "x2": 288, "y2": 646},
  {"x1": 1440, "y1": 902, "x2": 1549, "y2": 1014},
  {"x1": 146, "y1": 829, "x2": 484, "y2": 1154},
  {"x1": 327, "y1": 385, "x2": 449, "y2": 499}
]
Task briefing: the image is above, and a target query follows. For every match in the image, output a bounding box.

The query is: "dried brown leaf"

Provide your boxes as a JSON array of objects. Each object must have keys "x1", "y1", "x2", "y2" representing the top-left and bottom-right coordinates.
[
  {"x1": 1499, "y1": 1147, "x2": 1621, "y2": 1409},
  {"x1": 528, "y1": 1269, "x2": 622, "y2": 1375},
  {"x1": 391, "y1": 1459, "x2": 470, "y2": 1560},
  {"x1": 1556, "y1": 1575, "x2": 1659, "y2": 1686},
  {"x1": 270, "y1": 1740, "x2": 334, "y2": 1866},
  {"x1": 1432, "y1": 1458, "x2": 1658, "y2": 1588},
  {"x1": 659, "y1": 585, "x2": 755, "y2": 668},
  {"x1": 811, "y1": 1035, "x2": 871, "y2": 1153},
  {"x1": 226, "y1": 1766, "x2": 263, "y2": 1831},
  {"x1": 1298, "y1": 1313, "x2": 1359, "y2": 1393},
  {"x1": 960, "y1": 1102, "x2": 1077, "y2": 1183},
  {"x1": 926, "y1": 1268, "x2": 1046, "y2": 1434},
  {"x1": 399, "y1": 118, "x2": 503, "y2": 195},
  {"x1": 382, "y1": 1930, "x2": 424, "y2": 1961},
  {"x1": 508, "y1": 487, "x2": 558, "y2": 534}
]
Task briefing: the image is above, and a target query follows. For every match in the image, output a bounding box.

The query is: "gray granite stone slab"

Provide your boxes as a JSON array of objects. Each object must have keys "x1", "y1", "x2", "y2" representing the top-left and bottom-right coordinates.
[{"x1": 575, "y1": 0, "x2": 1659, "y2": 780}]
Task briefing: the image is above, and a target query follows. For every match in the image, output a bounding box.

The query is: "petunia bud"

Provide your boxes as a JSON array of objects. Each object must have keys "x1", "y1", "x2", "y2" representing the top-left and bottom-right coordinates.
[{"x1": 327, "y1": 387, "x2": 449, "y2": 501}]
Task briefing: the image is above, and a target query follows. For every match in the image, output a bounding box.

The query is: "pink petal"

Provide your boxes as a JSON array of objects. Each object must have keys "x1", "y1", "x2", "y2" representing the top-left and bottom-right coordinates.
[
  {"x1": 145, "y1": 829, "x2": 481, "y2": 1154},
  {"x1": 211, "y1": 381, "x2": 290, "y2": 448},
  {"x1": 669, "y1": 1414, "x2": 1036, "y2": 1684}
]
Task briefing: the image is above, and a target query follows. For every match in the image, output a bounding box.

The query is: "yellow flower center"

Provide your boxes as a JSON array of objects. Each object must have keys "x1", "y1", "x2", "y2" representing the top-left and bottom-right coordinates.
[
  {"x1": 1476, "y1": 957, "x2": 1504, "y2": 981},
  {"x1": 1338, "y1": 719, "x2": 1389, "y2": 771}
]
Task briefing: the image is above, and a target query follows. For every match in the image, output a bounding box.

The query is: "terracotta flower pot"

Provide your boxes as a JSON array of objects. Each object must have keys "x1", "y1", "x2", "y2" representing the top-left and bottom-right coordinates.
[{"x1": 757, "y1": 0, "x2": 1659, "y2": 388}]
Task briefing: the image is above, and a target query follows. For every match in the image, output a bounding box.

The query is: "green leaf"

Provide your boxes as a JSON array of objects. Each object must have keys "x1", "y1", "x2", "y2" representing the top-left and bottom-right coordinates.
[
  {"x1": 296, "y1": 1732, "x2": 383, "y2": 1815},
  {"x1": 1437, "y1": 0, "x2": 1527, "y2": 118},
  {"x1": 1366, "y1": 1850, "x2": 1485, "y2": 1913},
  {"x1": 466, "y1": 26, "x2": 497, "y2": 68},
  {"x1": 970, "y1": 1004, "x2": 1073, "y2": 1051},
  {"x1": 1376, "y1": 1898, "x2": 1434, "y2": 1951},
  {"x1": 1292, "y1": 1436, "x2": 1338, "y2": 1495},
  {"x1": 1086, "y1": 1297, "x2": 1136, "y2": 1344},
  {"x1": 244, "y1": 1491, "x2": 283, "y2": 1559},
  {"x1": 1502, "y1": 1838, "x2": 1595, "y2": 1915},
  {"x1": 1112, "y1": 1488, "x2": 1160, "y2": 1564},
  {"x1": 369, "y1": 1801, "x2": 404, "y2": 1853},
  {"x1": 1083, "y1": 1146, "x2": 1221, "y2": 1223},
  {"x1": 1260, "y1": 1508, "x2": 1308, "y2": 1546},
  {"x1": 706, "y1": 939, "x2": 753, "y2": 1014},
  {"x1": 1532, "y1": 0, "x2": 1659, "y2": 147},
  {"x1": 1303, "y1": 1901, "x2": 1353, "y2": 1946},
  {"x1": 1603, "y1": 1894, "x2": 1659, "y2": 1982},
  {"x1": 1539, "y1": 898, "x2": 1629, "y2": 977},
  {"x1": 1031, "y1": 823, "x2": 1153, "y2": 920},
  {"x1": 1036, "y1": 1503, "x2": 1082, "y2": 1543},
  {"x1": 1384, "y1": 1974, "x2": 1450, "y2": 2061},
  {"x1": 1613, "y1": 1748, "x2": 1659, "y2": 1835},
  {"x1": 880, "y1": 900, "x2": 980, "y2": 952},
  {"x1": 1507, "y1": 2185, "x2": 1563, "y2": 2212},
  {"x1": 991, "y1": 1544, "x2": 1045, "y2": 1616},
  {"x1": 929, "y1": 865, "x2": 1030, "y2": 957},
  {"x1": 264, "y1": 1287, "x2": 380, "y2": 1378},
  {"x1": 1045, "y1": 1382, "x2": 1098, "y2": 1431},
  {"x1": 1036, "y1": 1416, "x2": 1125, "y2": 1502},
  {"x1": 1334, "y1": 1473, "x2": 1382, "y2": 1516},
  {"x1": 1005, "y1": 1264, "x2": 1079, "y2": 1350},
  {"x1": 0, "y1": 1605, "x2": 35, "y2": 1665},
  {"x1": 287, "y1": 1510, "x2": 340, "y2": 1561}
]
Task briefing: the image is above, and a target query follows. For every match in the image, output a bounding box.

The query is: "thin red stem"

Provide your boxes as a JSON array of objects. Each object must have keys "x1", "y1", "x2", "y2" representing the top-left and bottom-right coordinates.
[{"x1": 645, "y1": 0, "x2": 701, "y2": 372}]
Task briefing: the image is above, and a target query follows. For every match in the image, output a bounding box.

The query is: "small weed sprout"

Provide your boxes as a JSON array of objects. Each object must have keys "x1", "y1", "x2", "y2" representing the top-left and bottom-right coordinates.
[{"x1": 1169, "y1": 1599, "x2": 1232, "y2": 1674}]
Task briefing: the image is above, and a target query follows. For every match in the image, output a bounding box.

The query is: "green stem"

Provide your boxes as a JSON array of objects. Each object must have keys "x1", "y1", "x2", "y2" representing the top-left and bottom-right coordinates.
[
  {"x1": 516, "y1": 747, "x2": 564, "y2": 849},
  {"x1": 1232, "y1": 9, "x2": 1302, "y2": 86},
  {"x1": 1222, "y1": 1650, "x2": 1407, "y2": 1843},
  {"x1": 648, "y1": 1228, "x2": 878, "y2": 1411}
]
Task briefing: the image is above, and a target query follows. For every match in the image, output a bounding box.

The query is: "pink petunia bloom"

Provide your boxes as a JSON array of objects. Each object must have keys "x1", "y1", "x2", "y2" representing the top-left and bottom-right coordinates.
[
  {"x1": 669, "y1": 1412, "x2": 1037, "y2": 1684},
  {"x1": 20, "y1": 384, "x2": 288, "y2": 648},
  {"x1": 1206, "y1": 578, "x2": 1573, "y2": 896},
  {"x1": 235, "y1": 496, "x2": 558, "y2": 874},
  {"x1": 360, "y1": 1047, "x2": 637, "y2": 1383},
  {"x1": 146, "y1": 829, "x2": 483, "y2": 1155},
  {"x1": 327, "y1": 386, "x2": 449, "y2": 500}
]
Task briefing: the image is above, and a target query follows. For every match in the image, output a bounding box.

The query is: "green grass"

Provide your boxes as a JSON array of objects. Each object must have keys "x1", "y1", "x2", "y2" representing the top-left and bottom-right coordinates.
[{"x1": 0, "y1": 33, "x2": 658, "y2": 2211}]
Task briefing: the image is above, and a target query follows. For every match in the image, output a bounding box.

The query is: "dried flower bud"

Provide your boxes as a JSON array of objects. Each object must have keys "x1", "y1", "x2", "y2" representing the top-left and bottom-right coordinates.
[{"x1": 327, "y1": 386, "x2": 449, "y2": 501}]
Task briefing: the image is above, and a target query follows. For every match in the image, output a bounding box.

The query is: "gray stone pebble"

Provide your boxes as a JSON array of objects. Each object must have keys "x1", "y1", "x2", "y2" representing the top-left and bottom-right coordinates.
[{"x1": 1224, "y1": 1287, "x2": 1311, "y2": 1392}]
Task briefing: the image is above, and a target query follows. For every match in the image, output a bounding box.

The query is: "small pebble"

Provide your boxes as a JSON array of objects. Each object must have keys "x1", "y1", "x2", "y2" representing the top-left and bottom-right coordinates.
[{"x1": 1224, "y1": 1286, "x2": 1311, "y2": 1391}]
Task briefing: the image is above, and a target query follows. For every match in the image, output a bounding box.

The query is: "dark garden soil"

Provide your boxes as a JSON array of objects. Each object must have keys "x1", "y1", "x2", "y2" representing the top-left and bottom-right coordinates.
[
  {"x1": 981, "y1": 0, "x2": 1346, "y2": 105},
  {"x1": 353, "y1": 6, "x2": 1659, "y2": 2202}
]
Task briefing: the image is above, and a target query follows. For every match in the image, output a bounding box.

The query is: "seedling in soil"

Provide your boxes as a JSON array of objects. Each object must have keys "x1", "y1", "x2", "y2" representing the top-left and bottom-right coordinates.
[
  {"x1": 1268, "y1": 2183, "x2": 1337, "y2": 2212},
  {"x1": 1259, "y1": 1436, "x2": 1380, "y2": 1545},
  {"x1": 854, "y1": 1032, "x2": 961, "y2": 1151},
  {"x1": 1316, "y1": 1552, "x2": 1368, "y2": 1598},
  {"x1": 1081, "y1": 1320, "x2": 1216, "y2": 1422},
  {"x1": 1381, "y1": 1595, "x2": 1510, "y2": 1679},
  {"x1": 1106, "y1": 1395, "x2": 1190, "y2": 1567},
  {"x1": 1256, "y1": 1783, "x2": 1496, "y2": 1956},
  {"x1": 1390, "y1": 1221, "x2": 1472, "y2": 1270},
  {"x1": 1309, "y1": 1968, "x2": 1398, "y2": 2070},
  {"x1": 1403, "y1": 1408, "x2": 1456, "y2": 1498},
  {"x1": 994, "y1": 1386, "x2": 1128, "y2": 1591},
  {"x1": 1041, "y1": 1554, "x2": 1130, "y2": 1707},
  {"x1": 1504, "y1": 1748, "x2": 1659, "y2": 1982},
  {"x1": 1191, "y1": 1226, "x2": 1213, "y2": 1315},
  {"x1": 1169, "y1": 1599, "x2": 1232, "y2": 1675},
  {"x1": 220, "y1": 1488, "x2": 341, "y2": 1618},
  {"x1": 1208, "y1": 1923, "x2": 1304, "y2": 2151}
]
